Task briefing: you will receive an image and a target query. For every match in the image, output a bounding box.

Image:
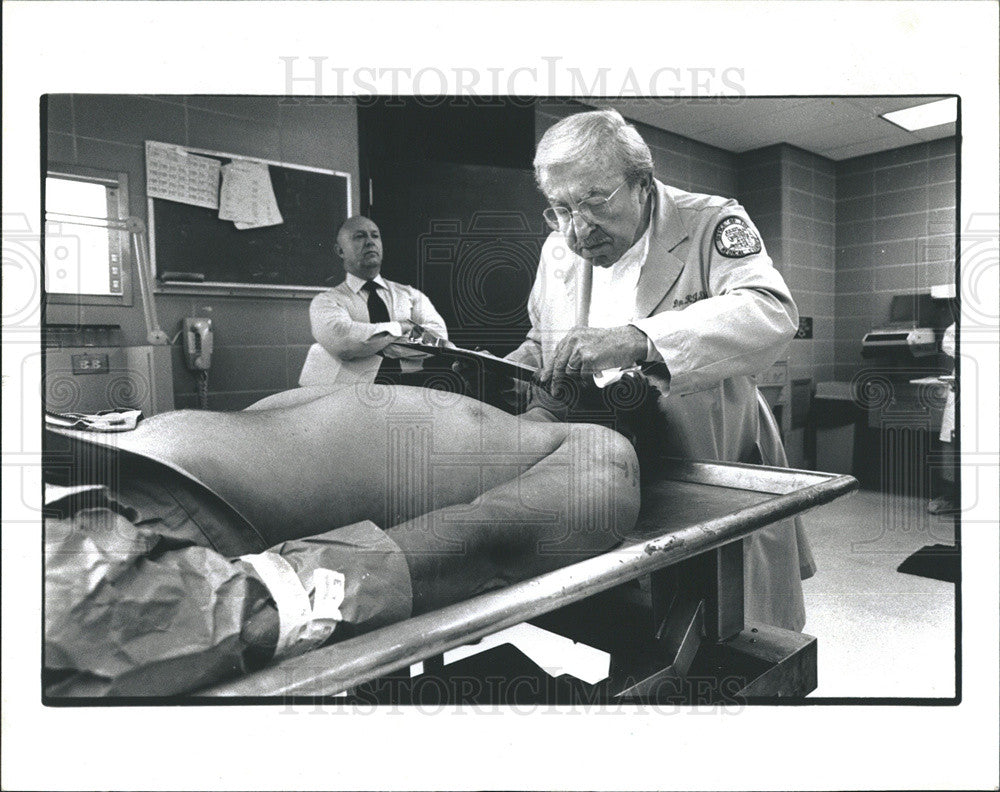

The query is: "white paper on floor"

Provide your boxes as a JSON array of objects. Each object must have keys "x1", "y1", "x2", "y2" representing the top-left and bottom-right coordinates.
[{"x1": 442, "y1": 623, "x2": 611, "y2": 685}]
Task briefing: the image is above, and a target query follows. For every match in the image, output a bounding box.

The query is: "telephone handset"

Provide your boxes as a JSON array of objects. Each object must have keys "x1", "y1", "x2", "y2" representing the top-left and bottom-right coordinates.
[{"x1": 183, "y1": 317, "x2": 214, "y2": 370}]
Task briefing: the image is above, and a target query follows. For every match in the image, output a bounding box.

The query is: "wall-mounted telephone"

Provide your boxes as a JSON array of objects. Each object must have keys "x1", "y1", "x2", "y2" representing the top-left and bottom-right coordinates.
[{"x1": 183, "y1": 317, "x2": 213, "y2": 370}]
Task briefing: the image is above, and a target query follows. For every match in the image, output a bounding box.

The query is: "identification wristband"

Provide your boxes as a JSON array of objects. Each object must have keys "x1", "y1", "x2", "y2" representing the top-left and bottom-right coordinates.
[{"x1": 239, "y1": 551, "x2": 346, "y2": 659}]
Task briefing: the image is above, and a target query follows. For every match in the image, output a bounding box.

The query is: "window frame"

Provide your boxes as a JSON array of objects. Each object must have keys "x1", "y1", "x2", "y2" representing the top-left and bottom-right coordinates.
[{"x1": 44, "y1": 164, "x2": 133, "y2": 307}]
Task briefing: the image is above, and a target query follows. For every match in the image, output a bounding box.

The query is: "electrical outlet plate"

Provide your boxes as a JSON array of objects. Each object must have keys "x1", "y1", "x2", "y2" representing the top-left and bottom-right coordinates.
[{"x1": 70, "y1": 353, "x2": 110, "y2": 374}]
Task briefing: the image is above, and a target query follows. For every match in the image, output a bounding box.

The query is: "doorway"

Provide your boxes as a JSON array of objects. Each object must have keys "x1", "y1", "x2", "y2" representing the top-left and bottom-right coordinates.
[{"x1": 357, "y1": 99, "x2": 548, "y2": 353}]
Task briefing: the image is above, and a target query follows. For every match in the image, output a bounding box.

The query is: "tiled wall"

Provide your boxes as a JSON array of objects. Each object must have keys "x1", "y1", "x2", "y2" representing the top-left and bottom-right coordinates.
[
  {"x1": 737, "y1": 144, "x2": 784, "y2": 274},
  {"x1": 834, "y1": 139, "x2": 957, "y2": 380},
  {"x1": 778, "y1": 146, "x2": 837, "y2": 388},
  {"x1": 738, "y1": 144, "x2": 837, "y2": 465},
  {"x1": 739, "y1": 144, "x2": 838, "y2": 385},
  {"x1": 45, "y1": 95, "x2": 361, "y2": 410}
]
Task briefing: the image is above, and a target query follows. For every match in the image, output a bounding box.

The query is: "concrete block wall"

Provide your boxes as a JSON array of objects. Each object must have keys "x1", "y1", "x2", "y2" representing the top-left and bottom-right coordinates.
[
  {"x1": 834, "y1": 138, "x2": 957, "y2": 380},
  {"x1": 46, "y1": 95, "x2": 361, "y2": 409}
]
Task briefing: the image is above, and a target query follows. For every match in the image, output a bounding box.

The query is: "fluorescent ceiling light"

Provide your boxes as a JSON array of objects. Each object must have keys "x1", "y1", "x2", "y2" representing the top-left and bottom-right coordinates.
[{"x1": 881, "y1": 98, "x2": 957, "y2": 131}]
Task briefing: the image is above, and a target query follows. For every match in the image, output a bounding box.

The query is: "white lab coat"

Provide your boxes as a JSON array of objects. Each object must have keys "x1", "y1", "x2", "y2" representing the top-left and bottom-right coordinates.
[{"x1": 508, "y1": 180, "x2": 815, "y2": 631}]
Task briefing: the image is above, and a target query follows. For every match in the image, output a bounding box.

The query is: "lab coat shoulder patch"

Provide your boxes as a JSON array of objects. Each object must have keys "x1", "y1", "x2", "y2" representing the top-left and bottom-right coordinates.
[{"x1": 713, "y1": 216, "x2": 762, "y2": 258}]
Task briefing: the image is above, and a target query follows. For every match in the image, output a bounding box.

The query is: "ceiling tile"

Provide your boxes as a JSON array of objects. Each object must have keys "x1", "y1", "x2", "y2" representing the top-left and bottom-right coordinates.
[
  {"x1": 844, "y1": 96, "x2": 953, "y2": 117},
  {"x1": 911, "y1": 121, "x2": 958, "y2": 142},
  {"x1": 580, "y1": 96, "x2": 956, "y2": 160},
  {"x1": 783, "y1": 116, "x2": 918, "y2": 152},
  {"x1": 771, "y1": 98, "x2": 876, "y2": 129},
  {"x1": 601, "y1": 97, "x2": 813, "y2": 138}
]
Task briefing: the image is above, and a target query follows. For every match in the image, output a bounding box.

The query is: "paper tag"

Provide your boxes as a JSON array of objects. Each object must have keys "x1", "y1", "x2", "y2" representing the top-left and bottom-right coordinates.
[
  {"x1": 592, "y1": 367, "x2": 623, "y2": 389},
  {"x1": 593, "y1": 365, "x2": 641, "y2": 389},
  {"x1": 311, "y1": 568, "x2": 346, "y2": 622}
]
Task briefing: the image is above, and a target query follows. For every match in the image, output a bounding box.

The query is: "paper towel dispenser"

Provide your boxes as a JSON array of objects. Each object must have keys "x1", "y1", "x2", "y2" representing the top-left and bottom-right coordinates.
[
  {"x1": 861, "y1": 327, "x2": 937, "y2": 358},
  {"x1": 861, "y1": 293, "x2": 939, "y2": 359}
]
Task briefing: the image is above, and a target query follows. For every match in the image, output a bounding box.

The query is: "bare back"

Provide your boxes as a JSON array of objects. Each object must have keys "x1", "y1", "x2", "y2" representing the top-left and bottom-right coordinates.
[{"x1": 111, "y1": 385, "x2": 573, "y2": 544}]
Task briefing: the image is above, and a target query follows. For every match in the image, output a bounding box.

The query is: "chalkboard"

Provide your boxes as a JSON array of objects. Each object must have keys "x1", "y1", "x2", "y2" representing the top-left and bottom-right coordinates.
[{"x1": 149, "y1": 147, "x2": 350, "y2": 289}]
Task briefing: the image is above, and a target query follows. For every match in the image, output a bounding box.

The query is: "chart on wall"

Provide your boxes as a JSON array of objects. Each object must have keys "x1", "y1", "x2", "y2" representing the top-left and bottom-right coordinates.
[{"x1": 146, "y1": 141, "x2": 351, "y2": 289}]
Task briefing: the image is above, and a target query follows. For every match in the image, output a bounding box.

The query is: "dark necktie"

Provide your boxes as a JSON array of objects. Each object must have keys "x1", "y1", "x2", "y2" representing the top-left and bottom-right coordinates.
[{"x1": 362, "y1": 280, "x2": 401, "y2": 375}]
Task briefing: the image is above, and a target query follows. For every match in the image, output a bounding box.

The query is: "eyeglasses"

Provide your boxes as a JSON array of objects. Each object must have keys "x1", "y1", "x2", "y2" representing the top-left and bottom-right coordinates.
[{"x1": 542, "y1": 179, "x2": 629, "y2": 231}]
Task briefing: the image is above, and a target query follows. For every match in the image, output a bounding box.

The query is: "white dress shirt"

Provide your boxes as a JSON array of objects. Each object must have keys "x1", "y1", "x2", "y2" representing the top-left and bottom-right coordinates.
[
  {"x1": 584, "y1": 222, "x2": 661, "y2": 384},
  {"x1": 587, "y1": 224, "x2": 652, "y2": 329}
]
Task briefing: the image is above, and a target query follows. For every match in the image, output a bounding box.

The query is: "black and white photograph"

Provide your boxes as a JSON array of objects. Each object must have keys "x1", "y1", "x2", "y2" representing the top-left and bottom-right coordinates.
[
  {"x1": 2, "y1": 2, "x2": 998, "y2": 791},
  {"x1": 37, "y1": 92, "x2": 961, "y2": 702}
]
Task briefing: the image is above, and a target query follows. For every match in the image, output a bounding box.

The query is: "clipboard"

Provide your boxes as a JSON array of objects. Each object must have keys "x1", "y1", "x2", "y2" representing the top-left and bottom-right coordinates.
[{"x1": 385, "y1": 340, "x2": 537, "y2": 381}]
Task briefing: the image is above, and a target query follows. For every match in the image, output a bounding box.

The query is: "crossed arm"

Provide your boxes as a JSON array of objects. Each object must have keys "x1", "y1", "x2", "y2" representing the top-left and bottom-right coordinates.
[{"x1": 310, "y1": 288, "x2": 450, "y2": 361}]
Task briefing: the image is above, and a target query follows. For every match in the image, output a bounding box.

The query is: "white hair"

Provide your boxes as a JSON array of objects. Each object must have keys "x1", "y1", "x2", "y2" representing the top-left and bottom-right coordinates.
[{"x1": 533, "y1": 109, "x2": 654, "y2": 191}]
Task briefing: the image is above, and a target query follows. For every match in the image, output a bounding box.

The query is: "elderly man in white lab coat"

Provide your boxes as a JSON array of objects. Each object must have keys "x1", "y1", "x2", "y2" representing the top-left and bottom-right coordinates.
[{"x1": 507, "y1": 108, "x2": 815, "y2": 631}]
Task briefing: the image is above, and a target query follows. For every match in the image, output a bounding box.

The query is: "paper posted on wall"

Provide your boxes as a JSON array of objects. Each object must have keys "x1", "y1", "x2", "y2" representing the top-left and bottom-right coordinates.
[
  {"x1": 219, "y1": 160, "x2": 284, "y2": 230},
  {"x1": 145, "y1": 141, "x2": 221, "y2": 209}
]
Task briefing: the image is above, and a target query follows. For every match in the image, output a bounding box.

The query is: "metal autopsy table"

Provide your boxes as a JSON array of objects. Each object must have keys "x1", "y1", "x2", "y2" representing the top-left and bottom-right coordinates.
[{"x1": 200, "y1": 458, "x2": 857, "y2": 703}]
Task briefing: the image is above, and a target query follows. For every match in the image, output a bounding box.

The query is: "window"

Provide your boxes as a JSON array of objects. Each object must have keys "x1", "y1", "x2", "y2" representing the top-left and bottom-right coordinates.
[{"x1": 44, "y1": 167, "x2": 132, "y2": 305}]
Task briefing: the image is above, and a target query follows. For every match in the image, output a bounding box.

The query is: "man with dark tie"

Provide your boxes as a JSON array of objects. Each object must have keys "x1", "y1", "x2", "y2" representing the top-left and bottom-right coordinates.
[{"x1": 299, "y1": 215, "x2": 451, "y2": 386}]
